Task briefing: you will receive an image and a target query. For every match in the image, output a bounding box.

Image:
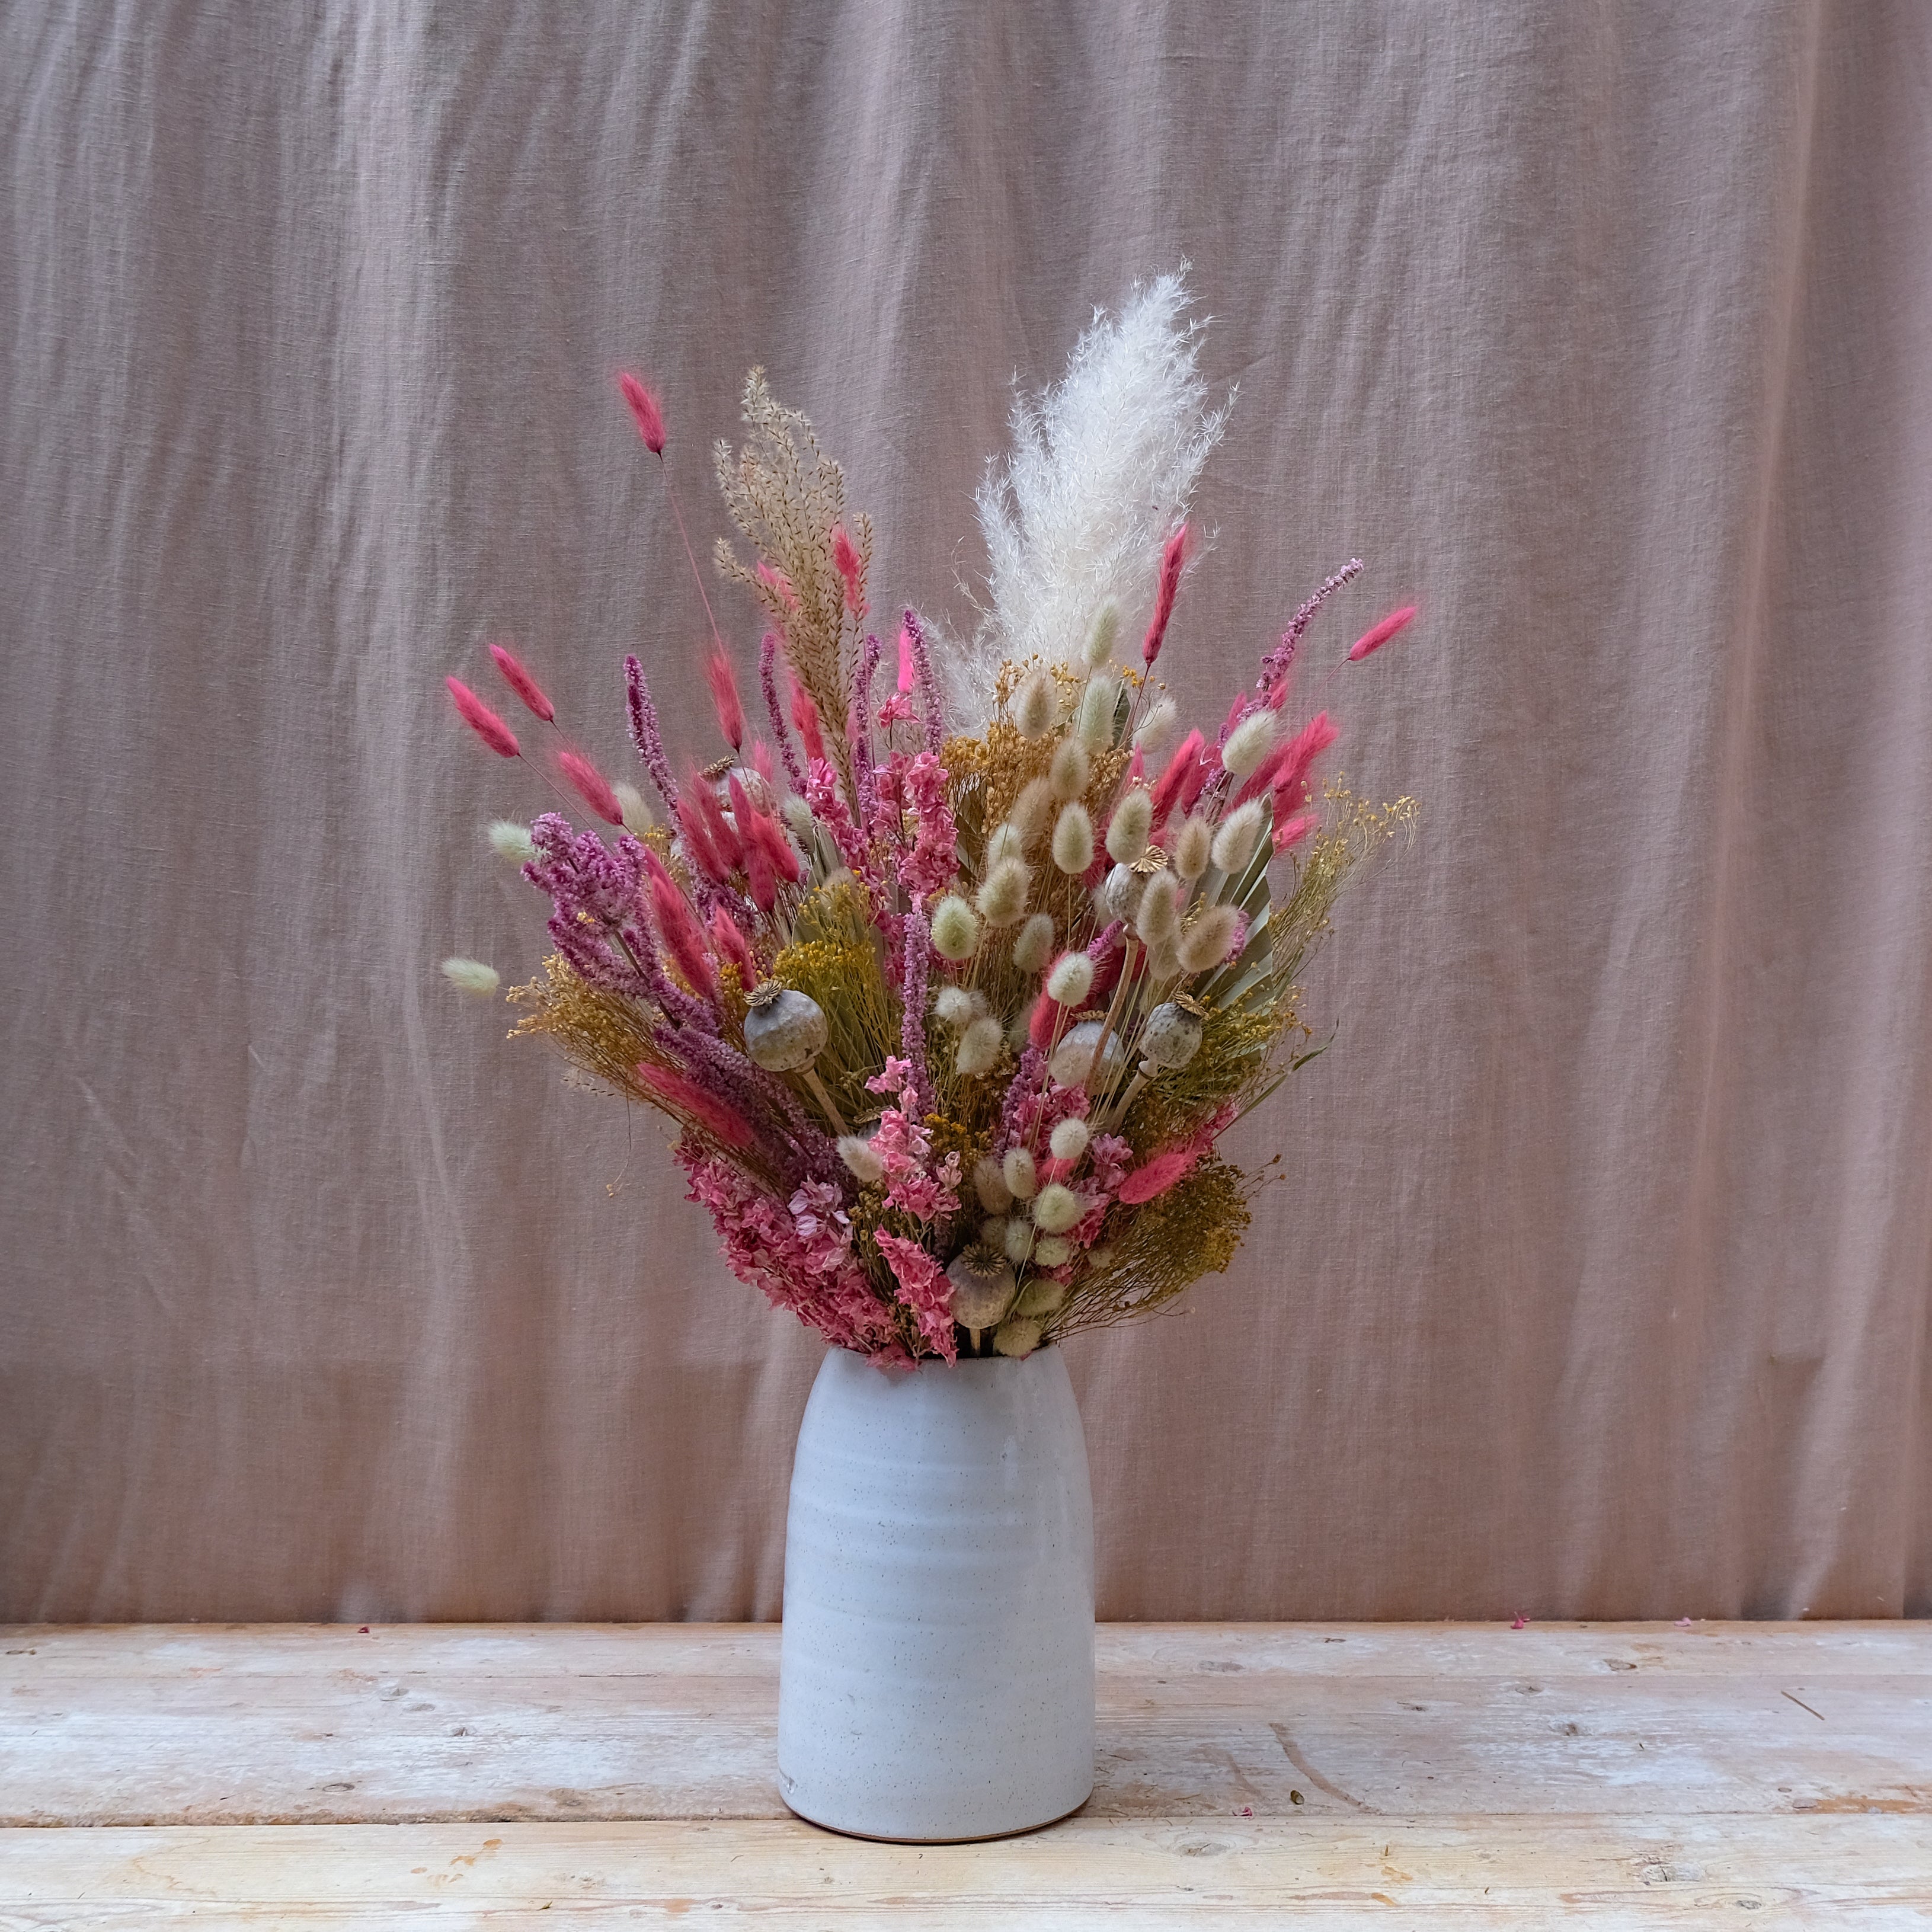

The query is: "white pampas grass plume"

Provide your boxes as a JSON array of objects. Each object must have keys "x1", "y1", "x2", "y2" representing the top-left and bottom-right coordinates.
[
  {"x1": 1105, "y1": 787, "x2": 1153, "y2": 864},
  {"x1": 956, "y1": 1015, "x2": 1004, "y2": 1075},
  {"x1": 837, "y1": 1135, "x2": 885, "y2": 1183},
  {"x1": 1049, "y1": 1117, "x2": 1090, "y2": 1162},
  {"x1": 1045, "y1": 951, "x2": 1095, "y2": 1006},
  {"x1": 1133, "y1": 696, "x2": 1179, "y2": 751},
  {"x1": 1211, "y1": 798, "x2": 1266, "y2": 874},
  {"x1": 1031, "y1": 1182, "x2": 1081, "y2": 1233},
  {"x1": 1083, "y1": 600, "x2": 1121, "y2": 668},
  {"x1": 487, "y1": 819, "x2": 537, "y2": 863},
  {"x1": 1014, "y1": 669, "x2": 1057, "y2": 738},
  {"x1": 611, "y1": 782, "x2": 655, "y2": 838},
  {"x1": 1013, "y1": 912, "x2": 1056, "y2": 973},
  {"x1": 1173, "y1": 813, "x2": 1214, "y2": 880},
  {"x1": 1220, "y1": 709, "x2": 1276, "y2": 779},
  {"x1": 1003, "y1": 1146, "x2": 1039, "y2": 1200},
  {"x1": 1135, "y1": 871, "x2": 1181, "y2": 947},
  {"x1": 976, "y1": 857, "x2": 1032, "y2": 926},
  {"x1": 935, "y1": 985, "x2": 976, "y2": 1027},
  {"x1": 993, "y1": 1314, "x2": 1044, "y2": 1357},
  {"x1": 1003, "y1": 1217, "x2": 1035, "y2": 1263},
  {"x1": 1049, "y1": 737, "x2": 1090, "y2": 801},
  {"x1": 930, "y1": 894, "x2": 981, "y2": 961},
  {"x1": 1051, "y1": 802, "x2": 1095, "y2": 875},
  {"x1": 441, "y1": 957, "x2": 500, "y2": 996},
  {"x1": 1077, "y1": 674, "x2": 1119, "y2": 748},
  {"x1": 987, "y1": 820, "x2": 1028, "y2": 868},
  {"x1": 1178, "y1": 902, "x2": 1242, "y2": 973},
  {"x1": 974, "y1": 1156, "x2": 1013, "y2": 1213},
  {"x1": 952, "y1": 274, "x2": 1233, "y2": 728}
]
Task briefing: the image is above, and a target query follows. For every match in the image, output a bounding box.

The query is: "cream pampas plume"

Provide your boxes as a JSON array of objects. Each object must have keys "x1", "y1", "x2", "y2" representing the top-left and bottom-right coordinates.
[
  {"x1": 487, "y1": 820, "x2": 536, "y2": 863},
  {"x1": 1051, "y1": 802, "x2": 1094, "y2": 875},
  {"x1": 1210, "y1": 798, "x2": 1266, "y2": 874},
  {"x1": 955, "y1": 274, "x2": 1232, "y2": 727},
  {"x1": 442, "y1": 957, "x2": 500, "y2": 995}
]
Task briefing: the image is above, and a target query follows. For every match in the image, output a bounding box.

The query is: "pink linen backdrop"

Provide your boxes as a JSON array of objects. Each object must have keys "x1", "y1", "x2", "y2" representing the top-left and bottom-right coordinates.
[{"x1": 2, "y1": 0, "x2": 1928, "y2": 1623}]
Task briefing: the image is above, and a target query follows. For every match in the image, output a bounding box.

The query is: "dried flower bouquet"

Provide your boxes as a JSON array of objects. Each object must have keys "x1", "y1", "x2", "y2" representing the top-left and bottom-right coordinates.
[{"x1": 444, "y1": 277, "x2": 1416, "y2": 1366}]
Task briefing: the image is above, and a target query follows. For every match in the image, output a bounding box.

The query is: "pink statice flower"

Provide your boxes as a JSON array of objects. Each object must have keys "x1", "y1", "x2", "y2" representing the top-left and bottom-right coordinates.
[
  {"x1": 873, "y1": 1232, "x2": 957, "y2": 1362},
  {"x1": 1088, "y1": 1134, "x2": 1134, "y2": 1194},
  {"x1": 876, "y1": 691, "x2": 916, "y2": 730}
]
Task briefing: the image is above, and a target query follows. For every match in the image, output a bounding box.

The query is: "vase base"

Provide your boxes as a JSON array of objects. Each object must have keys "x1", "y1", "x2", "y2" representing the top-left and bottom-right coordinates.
[{"x1": 778, "y1": 1776, "x2": 1093, "y2": 1844}]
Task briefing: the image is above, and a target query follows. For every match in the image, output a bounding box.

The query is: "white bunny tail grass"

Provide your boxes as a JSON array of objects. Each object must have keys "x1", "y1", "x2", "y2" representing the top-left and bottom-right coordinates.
[{"x1": 949, "y1": 272, "x2": 1233, "y2": 728}]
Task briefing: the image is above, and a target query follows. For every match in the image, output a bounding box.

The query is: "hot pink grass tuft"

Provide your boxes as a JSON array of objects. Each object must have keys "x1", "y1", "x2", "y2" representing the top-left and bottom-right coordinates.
[
  {"x1": 751, "y1": 738, "x2": 778, "y2": 789},
  {"x1": 789, "y1": 675, "x2": 827, "y2": 766},
  {"x1": 638, "y1": 1063, "x2": 749, "y2": 1144},
  {"x1": 618, "y1": 372, "x2": 667, "y2": 455},
  {"x1": 895, "y1": 618, "x2": 916, "y2": 693},
  {"x1": 830, "y1": 526, "x2": 865, "y2": 616},
  {"x1": 705, "y1": 649, "x2": 745, "y2": 751},
  {"x1": 709, "y1": 905, "x2": 758, "y2": 986},
  {"x1": 446, "y1": 677, "x2": 520, "y2": 759},
  {"x1": 1272, "y1": 810, "x2": 1318, "y2": 852},
  {"x1": 1150, "y1": 729, "x2": 1205, "y2": 824},
  {"x1": 559, "y1": 750, "x2": 623, "y2": 826},
  {"x1": 1117, "y1": 1146, "x2": 1200, "y2": 1204},
  {"x1": 488, "y1": 644, "x2": 555, "y2": 723},
  {"x1": 1268, "y1": 711, "x2": 1339, "y2": 811},
  {"x1": 1348, "y1": 604, "x2": 1417, "y2": 663},
  {"x1": 1141, "y1": 523, "x2": 1189, "y2": 666},
  {"x1": 648, "y1": 869, "x2": 718, "y2": 1002}
]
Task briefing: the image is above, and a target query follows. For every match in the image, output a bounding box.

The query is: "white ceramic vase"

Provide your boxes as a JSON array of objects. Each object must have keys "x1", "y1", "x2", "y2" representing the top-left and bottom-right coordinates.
[{"x1": 776, "y1": 1344, "x2": 1096, "y2": 1842}]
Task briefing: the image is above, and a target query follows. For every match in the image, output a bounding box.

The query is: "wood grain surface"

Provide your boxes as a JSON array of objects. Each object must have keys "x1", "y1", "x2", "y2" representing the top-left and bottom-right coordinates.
[{"x1": 3, "y1": 1622, "x2": 1928, "y2": 1926}]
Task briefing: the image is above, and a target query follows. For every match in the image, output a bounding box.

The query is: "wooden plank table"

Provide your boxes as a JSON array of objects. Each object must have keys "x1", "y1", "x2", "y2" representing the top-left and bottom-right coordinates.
[{"x1": 2, "y1": 1622, "x2": 1927, "y2": 1927}]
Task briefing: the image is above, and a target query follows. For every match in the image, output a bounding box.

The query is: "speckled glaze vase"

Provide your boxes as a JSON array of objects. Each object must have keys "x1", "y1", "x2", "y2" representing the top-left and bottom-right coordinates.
[{"x1": 776, "y1": 1345, "x2": 1096, "y2": 1842}]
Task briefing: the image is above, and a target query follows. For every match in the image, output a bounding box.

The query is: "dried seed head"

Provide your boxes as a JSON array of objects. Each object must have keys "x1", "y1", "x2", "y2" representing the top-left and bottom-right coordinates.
[
  {"x1": 1030, "y1": 1237, "x2": 1073, "y2": 1270},
  {"x1": 987, "y1": 820, "x2": 1028, "y2": 868},
  {"x1": 1211, "y1": 799, "x2": 1267, "y2": 875},
  {"x1": 1048, "y1": 1019, "x2": 1126, "y2": 1089},
  {"x1": 487, "y1": 819, "x2": 536, "y2": 863},
  {"x1": 1083, "y1": 599, "x2": 1121, "y2": 668},
  {"x1": 976, "y1": 856, "x2": 1032, "y2": 927},
  {"x1": 741, "y1": 987, "x2": 829, "y2": 1071},
  {"x1": 1049, "y1": 737, "x2": 1090, "y2": 801},
  {"x1": 993, "y1": 1314, "x2": 1045, "y2": 1358},
  {"x1": 837, "y1": 1134, "x2": 885, "y2": 1183},
  {"x1": 955, "y1": 1015, "x2": 1004, "y2": 1075},
  {"x1": 1173, "y1": 813, "x2": 1214, "y2": 881},
  {"x1": 1138, "y1": 1001, "x2": 1205, "y2": 1070},
  {"x1": 1045, "y1": 951, "x2": 1095, "y2": 1006},
  {"x1": 1077, "y1": 673, "x2": 1119, "y2": 748},
  {"x1": 1105, "y1": 786, "x2": 1153, "y2": 865},
  {"x1": 935, "y1": 985, "x2": 975, "y2": 1028},
  {"x1": 946, "y1": 1248, "x2": 1019, "y2": 1330},
  {"x1": 1003, "y1": 1146, "x2": 1039, "y2": 1200},
  {"x1": 1051, "y1": 802, "x2": 1095, "y2": 875},
  {"x1": 1132, "y1": 696, "x2": 1178, "y2": 751},
  {"x1": 1049, "y1": 1117, "x2": 1090, "y2": 1163},
  {"x1": 1220, "y1": 708, "x2": 1277, "y2": 778},
  {"x1": 974, "y1": 1156, "x2": 1013, "y2": 1213},
  {"x1": 442, "y1": 957, "x2": 500, "y2": 996},
  {"x1": 930, "y1": 894, "x2": 981, "y2": 961},
  {"x1": 1012, "y1": 913, "x2": 1057, "y2": 974},
  {"x1": 1031, "y1": 1183, "x2": 1082, "y2": 1234},
  {"x1": 1015, "y1": 670, "x2": 1057, "y2": 739},
  {"x1": 1134, "y1": 871, "x2": 1181, "y2": 947},
  {"x1": 1178, "y1": 904, "x2": 1243, "y2": 974}
]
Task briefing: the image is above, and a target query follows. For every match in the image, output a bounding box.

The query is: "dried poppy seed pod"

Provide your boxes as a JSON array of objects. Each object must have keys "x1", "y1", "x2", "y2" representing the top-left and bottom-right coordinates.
[
  {"x1": 1138, "y1": 998, "x2": 1205, "y2": 1070},
  {"x1": 974, "y1": 1156, "x2": 1013, "y2": 1213},
  {"x1": 1099, "y1": 862, "x2": 1144, "y2": 925},
  {"x1": 1049, "y1": 737, "x2": 1090, "y2": 801},
  {"x1": 1049, "y1": 1019, "x2": 1126, "y2": 1089},
  {"x1": 993, "y1": 1314, "x2": 1045, "y2": 1357},
  {"x1": 742, "y1": 984, "x2": 828, "y2": 1072},
  {"x1": 1016, "y1": 1275, "x2": 1069, "y2": 1317},
  {"x1": 947, "y1": 1247, "x2": 1019, "y2": 1333},
  {"x1": 1014, "y1": 670, "x2": 1057, "y2": 739},
  {"x1": 1013, "y1": 912, "x2": 1056, "y2": 974}
]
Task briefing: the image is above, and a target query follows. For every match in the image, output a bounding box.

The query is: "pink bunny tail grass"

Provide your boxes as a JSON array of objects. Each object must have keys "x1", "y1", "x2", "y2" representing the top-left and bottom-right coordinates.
[
  {"x1": 559, "y1": 750, "x2": 623, "y2": 826},
  {"x1": 638, "y1": 1063, "x2": 749, "y2": 1145},
  {"x1": 1269, "y1": 711, "x2": 1339, "y2": 811},
  {"x1": 648, "y1": 872, "x2": 718, "y2": 1002},
  {"x1": 1141, "y1": 522, "x2": 1189, "y2": 667},
  {"x1": 673, "y1": 794, "x2": 728, "y2": 884},
  {"x1": 623, "y1": 655, "x2": 679, "y2": 811},
  {"x1": 705, "y1": 648, "x2": 745, "y2": 751},
  {"x1": 830, "y1": 526, "x2": 866, "y2": 616},
  {"x1": 733, "y1": 776, "x2": 802, "y2": 889},
  {"x1": 895, "y1": 618, "x2": 916, "y2": 693},
  {"x1": 1349, "y1": 604, "x2": 1418, "y2": 663},
  {"x1": 446, "y1": 677, "x2": 520, "y2": 758},
  {"x1": 1272, "y1": 810, "x2": 1319, "y2": 852},
  {"x1": 1117, "y1": 1145, "x2": 1202, "y2": 1204},
  {"x1": 1127, "y1": 743, "x2": 1146, "y2": 784},
  {"x1": 1150, "y1": 728, "x2": 1206, "y2": 824},
  {"x1": 488, "y1": 644, "x2": 555, "y2": 724},
  {"x1": 709, "y1": 905, "x2": 758, "y2": 987},
  {"x1": 789, "y1": 674, "x2": 827, "y2": 767},
  {"x1": 751, "y1": 738, "x2": 779, "y2": 789},
  {"x1": 618, "y1": 372, "x2": 667, "y2": 455},
  {"x1": 684, "y1": 771, "x2": 745, "y2": 874},
  {"x1": 1028, "y1": 987, "x2": 1067, "y2": 1052}
]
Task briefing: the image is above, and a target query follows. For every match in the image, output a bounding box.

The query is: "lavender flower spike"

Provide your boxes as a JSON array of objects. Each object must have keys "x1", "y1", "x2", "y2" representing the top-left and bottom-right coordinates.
[
  {"x1": 625, "y1": 654, "x2": 681, "y2": 810},
  {"x1": 1256, "y1": 558, "x2": 1363, "y2": 704},
  {"x1": 902, "y1": 609, "x2": 946, "y2": 755},
  {"x1": 760, "y1": 632, "x2": 805, "y2": 792}
]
